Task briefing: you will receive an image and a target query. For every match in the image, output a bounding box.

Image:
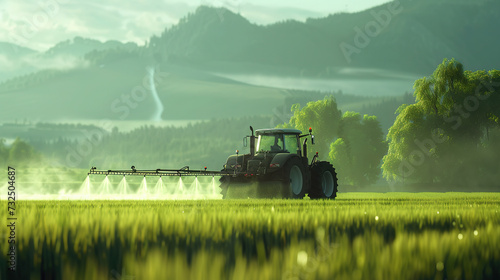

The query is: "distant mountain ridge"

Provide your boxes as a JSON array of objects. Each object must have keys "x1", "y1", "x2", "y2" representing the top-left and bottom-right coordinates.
[
  {"x1": 43, "y1": 37, "x2": 138, "y2": 58},
  {"x1": 0, "y1": 42, "x2": 36, "y2": 56},
  {"x1": 0, "y1": 37, "x2": 138, "y2": 82},
  {"x1": 149, "y1": 0, "x2": 500, "y2": 75},
  {"x1": 2, "y1": 0, "x2": 499, "y2": 80}
]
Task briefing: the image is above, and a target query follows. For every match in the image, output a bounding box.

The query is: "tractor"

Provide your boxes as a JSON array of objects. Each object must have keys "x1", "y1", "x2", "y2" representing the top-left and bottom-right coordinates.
[
  {"x1": 87, "y1": 126, "x2": 338, "y2": 199},
  {"x1": 219, "y1": 126, "x2": 338, "y2": 199}
]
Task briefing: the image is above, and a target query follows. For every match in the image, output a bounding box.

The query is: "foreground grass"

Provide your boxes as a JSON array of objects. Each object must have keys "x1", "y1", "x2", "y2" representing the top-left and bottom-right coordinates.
[{"x1": 1, "y1": 193, "x2": 499, "y2": 279}]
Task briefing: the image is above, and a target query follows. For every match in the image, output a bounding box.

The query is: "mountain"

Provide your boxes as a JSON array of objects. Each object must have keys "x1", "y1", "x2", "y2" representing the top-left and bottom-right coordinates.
[
  {"x1": 0, "y1": 42, "x2": 38, "y2": 81},
  {"x1": 0, "y1": 42, "x2": 36, "y2": 57},
  {"x1": 42, "y1": 37, "x2": 139, "y2": 58},
  {"x1": 1, "y1": 0, "x2": 499, "y2": 124},
  {"x1": 148, "y1": 6, "x2": 334, "y2": 75},
  {"x1": 0, "y1": 37, "x2": 140, "y2": 83},
  {"x1": 150, "y1": 0, "x2": 500, "y2": 75}
]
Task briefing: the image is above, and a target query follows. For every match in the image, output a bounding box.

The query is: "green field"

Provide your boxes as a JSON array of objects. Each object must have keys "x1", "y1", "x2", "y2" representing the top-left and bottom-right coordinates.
[{"x1": 2, "y1": 193, "x2": 499, "y2": 279}]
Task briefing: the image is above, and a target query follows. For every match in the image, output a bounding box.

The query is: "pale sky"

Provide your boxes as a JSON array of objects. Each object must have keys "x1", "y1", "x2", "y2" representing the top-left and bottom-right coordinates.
[{"x1": 0, "y1": 0, "x2": 389, "y2": 51}]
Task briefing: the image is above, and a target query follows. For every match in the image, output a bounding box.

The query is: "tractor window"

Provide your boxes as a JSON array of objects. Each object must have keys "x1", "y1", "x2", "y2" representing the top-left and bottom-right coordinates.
[
  {"x1": 256, "y1": 134, "x2": 284, "y2": 153},
  {"x1": 284, "y1": 134, "x2": 300, "y2": 154}
]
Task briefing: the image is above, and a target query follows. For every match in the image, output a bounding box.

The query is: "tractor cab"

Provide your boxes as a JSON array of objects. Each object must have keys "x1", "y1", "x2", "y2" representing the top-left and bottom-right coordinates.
[
  {"x1": 222, "y1": 127, "x2": 316, "y2": 176},
  {"x1": 255, "y1": 129, "x2": 302, "y2": 155}
]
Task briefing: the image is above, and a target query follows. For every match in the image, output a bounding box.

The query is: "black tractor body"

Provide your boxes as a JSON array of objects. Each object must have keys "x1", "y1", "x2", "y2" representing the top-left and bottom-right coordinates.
[{"x1": 220, "y1": 127, "x2": 338, "y2": 199}]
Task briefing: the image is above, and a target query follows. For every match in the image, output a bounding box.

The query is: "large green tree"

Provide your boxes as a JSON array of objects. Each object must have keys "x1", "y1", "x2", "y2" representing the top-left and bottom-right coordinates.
[
  {"x1": 382, "y1": 59, "x2": 500, "y2": 186},
  {"x1": 330, "y1": 112, "x2": 387, "y2": 186}
]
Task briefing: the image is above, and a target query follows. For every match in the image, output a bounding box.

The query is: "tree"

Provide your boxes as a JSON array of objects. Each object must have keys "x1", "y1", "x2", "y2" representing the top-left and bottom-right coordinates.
[
  {"x1": 330, "y1": 112, "x2": 387, "y2": 186},
  {"x1": 382, "y1": 59, "x2": 500, "y2": 187},
  {"x1": 8, "y1": 138, "x2": 41, "y2": 167},
  {"x1": 283, "y1": 96, "x2": 342, "y2": 159}
]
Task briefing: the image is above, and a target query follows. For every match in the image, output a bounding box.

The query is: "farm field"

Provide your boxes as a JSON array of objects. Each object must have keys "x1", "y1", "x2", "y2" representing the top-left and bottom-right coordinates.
[{"x1": 1, "y1": 193, "x2": 499, "y2": 280}]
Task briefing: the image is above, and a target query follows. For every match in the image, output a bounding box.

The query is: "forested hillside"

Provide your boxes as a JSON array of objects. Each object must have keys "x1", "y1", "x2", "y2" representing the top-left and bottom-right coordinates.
[{"x1": 149, "y1": 0, "x2": 500, "y2": 75}]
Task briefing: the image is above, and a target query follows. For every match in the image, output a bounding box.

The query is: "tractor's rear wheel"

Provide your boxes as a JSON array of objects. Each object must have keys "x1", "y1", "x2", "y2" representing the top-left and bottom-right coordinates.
[
  {"x1": 309, "y1": 162, "x2": 338, "y2": 199},
  {"x1": 281, "y1": 157, "x2": 308, "y2": 199}
]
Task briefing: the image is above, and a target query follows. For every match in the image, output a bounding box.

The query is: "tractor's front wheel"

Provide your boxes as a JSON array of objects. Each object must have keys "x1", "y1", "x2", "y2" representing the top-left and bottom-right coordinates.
[
  {"x1": 282, "y1": 157, "x2": 308, "y2": 199},
  {"x1": 309, "y1": 162, "x2": 338, "y2": 199}
]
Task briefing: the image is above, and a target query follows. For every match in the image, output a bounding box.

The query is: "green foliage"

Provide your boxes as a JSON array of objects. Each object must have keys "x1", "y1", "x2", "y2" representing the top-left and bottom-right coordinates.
[
  {"x1": 383, "y1": 59, "x2": 500, "y2": 186},
  {"x1": 285, "y1": 96, "x2": 342, "y2": 159},
  {"x1": 330, "y1": 112, "x2": 387, "y2": 186},
  {"x1": 413, "y1": 59, "x2": 466, "y2": 116},
  {"x1": 1, "y1": 138, "x2": 41, "y2": 167},
  {"x1": 283, "y1": 97, "x2": 386, "y2": 186},
  {"x1": 359, "y1": 92, "x2": 416, "y2": 132},
  {"x1": 2, "y1": 193, "x2": 499, "y2": 279}
]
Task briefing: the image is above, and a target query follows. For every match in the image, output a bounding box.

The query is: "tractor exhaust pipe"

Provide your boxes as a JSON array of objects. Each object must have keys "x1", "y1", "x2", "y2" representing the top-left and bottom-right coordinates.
[
  {"x1": 303, "y1": 138, "x2": 308, "y2": 160},
  {"x1": 250, "y1": 126, "x2": 255, "y2": 157}
]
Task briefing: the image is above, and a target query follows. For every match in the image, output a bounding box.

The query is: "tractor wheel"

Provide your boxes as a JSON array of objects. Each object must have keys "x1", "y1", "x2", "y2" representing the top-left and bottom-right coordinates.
[
  {"x1": 281, "y1": 157, "x2": 308, "y2": 199},
  {"x1": 309, "y1": 162, "x2": 338, "y2": 199}
]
